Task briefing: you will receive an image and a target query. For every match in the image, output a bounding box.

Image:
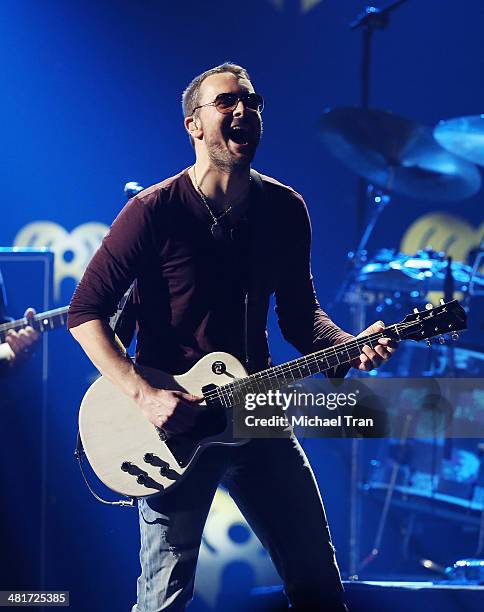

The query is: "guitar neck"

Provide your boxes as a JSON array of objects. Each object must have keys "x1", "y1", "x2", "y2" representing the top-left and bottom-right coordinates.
[
  {"x1": 0, "y1": 306, "x2": 69, "y2": 343},
  {"x1": 242, "y1": 325, "x2": 400, "y2": 395}
]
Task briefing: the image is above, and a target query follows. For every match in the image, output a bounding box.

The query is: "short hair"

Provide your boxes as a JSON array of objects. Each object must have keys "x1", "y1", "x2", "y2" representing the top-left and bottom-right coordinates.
[{"x1": 182, "y1": 62, "x2": 252, "y2": 119}]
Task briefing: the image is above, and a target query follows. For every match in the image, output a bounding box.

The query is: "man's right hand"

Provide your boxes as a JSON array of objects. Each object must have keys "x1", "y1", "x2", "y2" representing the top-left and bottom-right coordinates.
[
  {"x1": 135, "y1": 386, "x2": 204, "y2": 434},
  {"x1": 69, "y1": 319, "x2": 204, "y2": 435}
]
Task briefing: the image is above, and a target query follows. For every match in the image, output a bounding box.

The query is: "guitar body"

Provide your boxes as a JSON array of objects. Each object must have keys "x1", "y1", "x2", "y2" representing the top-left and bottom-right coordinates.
[{"x1": 79, "y1": 352, "x2": 248, "y2": 498}]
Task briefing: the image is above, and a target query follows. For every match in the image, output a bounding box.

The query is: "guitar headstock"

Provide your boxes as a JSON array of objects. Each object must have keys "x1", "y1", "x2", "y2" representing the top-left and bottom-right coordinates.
[{"x1": 397, "y1": 300, "x2": 467, "y2": 343}]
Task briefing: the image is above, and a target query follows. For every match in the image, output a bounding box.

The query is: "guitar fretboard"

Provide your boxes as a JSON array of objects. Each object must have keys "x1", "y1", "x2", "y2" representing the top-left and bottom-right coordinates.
[
  {"x1": 205, "y1": 324, "x2": 403, "y2": 409},
  {"x1": 0, "y1": 306, "x2": 69, "y2": 343}
]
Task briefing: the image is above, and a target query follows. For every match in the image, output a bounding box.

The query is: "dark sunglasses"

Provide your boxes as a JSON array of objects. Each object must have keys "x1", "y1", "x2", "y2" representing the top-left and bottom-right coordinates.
[{"x1": 191, "y1": 92, "x2": 264, "y2": 115}]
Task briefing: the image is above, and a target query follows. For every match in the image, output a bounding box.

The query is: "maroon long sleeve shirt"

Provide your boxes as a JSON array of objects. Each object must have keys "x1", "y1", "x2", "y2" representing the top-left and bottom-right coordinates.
[{"x1": 68, "y1": 169, "x2": 354, "y2": 375}]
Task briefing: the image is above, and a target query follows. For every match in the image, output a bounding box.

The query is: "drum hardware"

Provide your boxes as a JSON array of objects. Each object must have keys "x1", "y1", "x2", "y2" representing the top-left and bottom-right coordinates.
[
  {"x1": 320, "y1": 105, "x2": 483, "y2": 327},
  {"x1": 474, "y1": 443, "x2": 484, "y2": 558},
  {"x1": 331, "y1": 184, "x2": 392, "y2": 317},
  {"x1": 322, "y1": 7, "x2": 483, "y2": 576},
  {"x1": 349, "y1": 0, "x2": 412, "y2": 242},
  {"x1": 364, "y1": 437, "x2": 484, "y2": 576},
  {"x1": 319, "y1": 107, "x2": 482, "y2": 203},
  {"x1": 464, "y1": 235, "x2": 484, "y2": 311},
  {"x1": 358, "y1": 414, "x2": 413, "y2": 572},
  {"x1": 355, "y1": 247, "x2": 484, "y2": 378},
  {"x1": 445, "y1": 558, "x2": 484, "y2": 584},
  {"x1": 420, "y1": 558, "x2": 447, "y2": 576},
  {"x1": 357, "y1": 249, "x2": 483, "y2": 296}
]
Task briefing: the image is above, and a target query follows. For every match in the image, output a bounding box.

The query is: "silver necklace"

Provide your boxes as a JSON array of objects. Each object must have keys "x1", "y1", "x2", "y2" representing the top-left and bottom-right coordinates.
[{"x1": 191, "y1": 166, "x2": 249, "y2": 241}]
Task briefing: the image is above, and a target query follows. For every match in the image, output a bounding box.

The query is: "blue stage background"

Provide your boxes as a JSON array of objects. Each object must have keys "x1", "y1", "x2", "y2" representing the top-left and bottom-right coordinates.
[{"x1": 1, "y1": 1, "x2": 483, "y2": 610}]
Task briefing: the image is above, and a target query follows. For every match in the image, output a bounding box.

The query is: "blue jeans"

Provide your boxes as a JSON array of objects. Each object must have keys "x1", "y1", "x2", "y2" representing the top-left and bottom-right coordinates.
[{"x1": 132, "y1": 437, "x2": 346, "y2": 611}]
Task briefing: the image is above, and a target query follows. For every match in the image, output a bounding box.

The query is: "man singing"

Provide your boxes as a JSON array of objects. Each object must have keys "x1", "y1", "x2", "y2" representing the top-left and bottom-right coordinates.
[{"x1": 68, "y1": 63, "x2": 396, "y2": 611}]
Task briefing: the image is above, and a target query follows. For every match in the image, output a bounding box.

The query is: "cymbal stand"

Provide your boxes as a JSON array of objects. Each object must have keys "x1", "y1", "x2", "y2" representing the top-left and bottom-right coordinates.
[
  {"x1": 350, "y1": 0, "x2": 411, "y2": 238},
  {"x1": 332, "y1": 185, "x2": 391, "y2": 328},
  {"x1": 464, "y1": 233, "x2": 484, "y2": 310},
  {"x1": 347, "y1": 0, "x2": 411, "y2": 579}
]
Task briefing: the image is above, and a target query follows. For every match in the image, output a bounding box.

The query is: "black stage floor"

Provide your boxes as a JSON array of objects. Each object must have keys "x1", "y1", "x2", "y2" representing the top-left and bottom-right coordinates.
[{"x1": 250, "y1": 581, "x2": 484, "y2": 611}]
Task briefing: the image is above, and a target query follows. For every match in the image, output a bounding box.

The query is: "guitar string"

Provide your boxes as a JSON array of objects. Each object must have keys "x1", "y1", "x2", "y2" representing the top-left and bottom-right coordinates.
[
  {"x1": 203, "y1": 313, "x2": 459, "y2": 406},
  {"x1": 209, "y1": 330, "x2": 393, "y2": 406},
  {"x1": 0, "y1": 307, "x2": 69, "y2": 334},
  {"x1": 202, "y1": 320, "x2": 425, "y2": 405},
  {"x1": 2, "y1": 308, "x2": 452, "y2": 408}
]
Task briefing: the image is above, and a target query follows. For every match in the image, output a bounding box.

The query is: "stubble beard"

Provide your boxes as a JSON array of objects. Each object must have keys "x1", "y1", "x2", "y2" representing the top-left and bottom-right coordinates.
[{"x1": 206, "y1": 142, "x2": 254, "y2": 172}]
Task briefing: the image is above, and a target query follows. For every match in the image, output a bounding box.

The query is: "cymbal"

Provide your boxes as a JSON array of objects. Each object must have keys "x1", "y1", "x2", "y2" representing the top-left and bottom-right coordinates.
[
  {"x1": 434, "y1": 114, "x2": 484, "y2": 167},
  {"x1": 319, "y1": 108, "x2": 481, "y2": 201}
]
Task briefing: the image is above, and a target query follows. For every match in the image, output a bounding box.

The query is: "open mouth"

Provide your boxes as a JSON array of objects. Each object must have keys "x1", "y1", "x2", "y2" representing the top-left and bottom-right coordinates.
[{"x1": 228, "y1": 125, "x2": 250, "y2": 145}]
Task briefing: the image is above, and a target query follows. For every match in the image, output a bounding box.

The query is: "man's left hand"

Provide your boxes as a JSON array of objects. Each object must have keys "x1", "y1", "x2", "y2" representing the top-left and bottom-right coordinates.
[
  {"x1": 5, "y1": 308, "x2": 40, "y2": 365},
  {"x1": 351, "y1": 320, "x2": 398, "y2": 372}
]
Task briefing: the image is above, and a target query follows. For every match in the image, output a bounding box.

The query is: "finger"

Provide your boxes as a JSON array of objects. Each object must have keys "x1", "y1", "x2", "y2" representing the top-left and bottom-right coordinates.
[
  {"x1": 381, "y1": 345, "x2": 397, "y2": 355},
  {"x1": 16, "y1": 329, "x2": 35, "y2": 350},
  {"x1": 374, "y1": 345, "x2": 389, "y2": 360},
  {"x1": 357, "y1": 354, "x2": 372, "y2": 371},
  {"x1": 23, "y1": 327, "x2": 40, "y2": 342},
  {"x1": 378, "y1": 338, "x2": 398, "y2": 349},
  {"x1": 366, "y1": 320, "x2": 385, "y2": 334},
  {"x1": 6, "y1": 331, "x2": 22, "y2": 352},
  {"x1": 362, "y1": 345, "x2": 383, "y2": 368},
  {"x1": 179, "y1": 392, "x2": 204, "y2": 403},
  {"x1": 24, "y1": 307, "x2": 37, "y2": 318}
]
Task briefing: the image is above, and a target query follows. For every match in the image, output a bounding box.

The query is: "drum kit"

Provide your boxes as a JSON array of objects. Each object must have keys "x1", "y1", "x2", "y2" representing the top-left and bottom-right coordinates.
[
  {"x1": 319, "y1": 108, "x2": 484, "y2": 578},
  {"x1": 319, "y1": 107, "x2": 484, "y2": 378}
]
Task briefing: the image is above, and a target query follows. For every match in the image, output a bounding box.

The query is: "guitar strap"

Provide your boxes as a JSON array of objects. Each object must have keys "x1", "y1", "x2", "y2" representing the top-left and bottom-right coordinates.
[
  {"x1": 110, "y1": 283, "x2": 136, "y2": 352},
  {"x1": 244, "y1": 168, "x2": 266, "y2": 372},
  {"x1": 249, "y1": 167, "x2": 264, "y2": 192}
]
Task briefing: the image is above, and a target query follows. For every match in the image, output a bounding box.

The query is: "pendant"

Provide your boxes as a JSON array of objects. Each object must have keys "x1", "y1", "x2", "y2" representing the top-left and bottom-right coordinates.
[{"x1": 211, "y1": 222, "x2": 226, "y2": 241}]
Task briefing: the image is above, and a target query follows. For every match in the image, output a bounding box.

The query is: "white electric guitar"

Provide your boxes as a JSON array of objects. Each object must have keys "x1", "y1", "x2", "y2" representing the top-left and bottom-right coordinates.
[{"x1": 79, "y1": 300, "x2": 467, "y2": 499}]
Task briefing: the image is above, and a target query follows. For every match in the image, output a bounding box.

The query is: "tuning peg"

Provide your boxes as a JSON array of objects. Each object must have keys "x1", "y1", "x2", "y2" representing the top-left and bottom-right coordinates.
[
  {"x1": 451, "y1": 332, "x2": 459, "y2": 341},
  {"x1": 438, "y1": 336, "x2": 446, "y2": 344},
  {"x1": 439, "y1": 299, "x2": 445, "y2": 305},
  {"x1": 425, "y1": 303, "x2": 433, "y2": 310},
  {"x1": 413, "y1": 308, "x2": 419, "y2": 314},
  {"x1": 426, "y1": 339, "x2": 432, "y2": 347}
]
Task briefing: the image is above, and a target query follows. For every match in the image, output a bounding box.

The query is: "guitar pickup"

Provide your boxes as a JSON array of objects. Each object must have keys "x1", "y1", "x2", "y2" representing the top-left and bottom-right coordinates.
[
  {"x1": 143, "y1": 453, "x2": 178, "y2": 480},
  {"x1": 120, "y1": 461, "x2": 139, "y2": 475},
  {"x1": 136, "y1": 474, "x2": 164, "y2": 491}
]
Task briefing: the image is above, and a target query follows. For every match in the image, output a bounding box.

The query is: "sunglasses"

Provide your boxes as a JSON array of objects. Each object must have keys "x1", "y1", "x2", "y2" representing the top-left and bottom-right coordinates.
[{"x1": 191, "y1": 92, "x2": 264, "y2": 115}]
